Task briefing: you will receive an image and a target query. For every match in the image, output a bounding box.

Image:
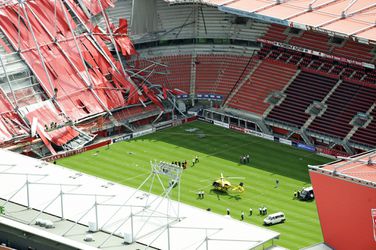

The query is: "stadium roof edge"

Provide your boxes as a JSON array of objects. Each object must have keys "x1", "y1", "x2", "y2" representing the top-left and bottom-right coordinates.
[
  {"x1": 309, "y1": 149, "x2": 376, "y2": 188},
  {"x1": 0, "y1": 216, "x2": 98, "y2": 250},
  {"x1": 164, "y1": 0, "x2": 376, "y2": 45}
]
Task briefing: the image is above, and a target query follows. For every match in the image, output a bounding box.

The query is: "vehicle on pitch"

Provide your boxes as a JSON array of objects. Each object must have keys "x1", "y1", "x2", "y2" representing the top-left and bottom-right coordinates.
[
  {"x1": 298, "y1": 186, "x2": 314, "y2": 201},
  {"x1": 212, "y1": 173, "x2": 245, "y2": 193},
  {"x1": 263, "y1": 212, "x2": 285, "y2": 226}
]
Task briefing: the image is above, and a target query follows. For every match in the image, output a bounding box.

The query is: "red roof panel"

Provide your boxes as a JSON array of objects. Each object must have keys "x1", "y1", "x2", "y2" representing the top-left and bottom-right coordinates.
[{"x1": 323, "y1": 19, "x2": 370, "y2": 35}]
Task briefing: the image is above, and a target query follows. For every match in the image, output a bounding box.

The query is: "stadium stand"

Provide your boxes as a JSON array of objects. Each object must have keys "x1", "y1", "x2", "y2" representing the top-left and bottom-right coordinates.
[
  {"x1": 261, "y1": 25, "x2": 376, "y2": 66},
  {"x1": 135, "y1": 55, "x2": 192, "y2": 94},
  {"x1": 309, "y1": 81, "x2": 376, "y2": 139},
  {"x1": 132, "y1": 52, "x2": 259, "y2": 100},
  {"x1": 267, "y1": 70, "x2": 339, "y2": 127},
  {"x1": 257, "y1": 45, "x2": 376, "y2": 83},
  {"x1": 350, "y1": 108, "x2": 376, "y2": 147},
  {"x1": 289, "y1": 30, "x2": 331, "y2": 53},
  {"x1": 119, "y1": 0, "x2": 269, "y2": 44},
  {"x1": 262, "y1": 24, "x2": 288, "y2": 42},
  {"x1": 227, "y1": 59, "x2": 297, "y2": 115},
  {"x1": 129, "y1": 32, "x2": 375, "y2": 152},
  {"x1": 131, "y1": 42, "x2": 258, "y2": 96},
  {"x1": 195, "y1": 54, "x2": 254, "y2": 97},
  {"x1": 333, "y1": 40, "x2": 375, "y2": 64}
]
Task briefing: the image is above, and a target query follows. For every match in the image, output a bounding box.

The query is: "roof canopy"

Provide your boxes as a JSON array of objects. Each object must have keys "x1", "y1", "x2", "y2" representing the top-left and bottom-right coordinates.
[{"x1": 185, "y1": 0, "x2": 376, "y2": 43}]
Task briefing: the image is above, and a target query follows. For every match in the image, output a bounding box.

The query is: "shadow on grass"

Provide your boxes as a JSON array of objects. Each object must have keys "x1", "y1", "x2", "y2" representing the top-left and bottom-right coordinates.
[{"x1": 209, "y1": 189, "x2": 242, "y2": 201}]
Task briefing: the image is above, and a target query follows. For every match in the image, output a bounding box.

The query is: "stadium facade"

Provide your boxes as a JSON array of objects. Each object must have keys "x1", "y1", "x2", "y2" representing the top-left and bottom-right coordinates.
[{"x1": 309, "y1": 151, "x2": 376, "y2": 250}]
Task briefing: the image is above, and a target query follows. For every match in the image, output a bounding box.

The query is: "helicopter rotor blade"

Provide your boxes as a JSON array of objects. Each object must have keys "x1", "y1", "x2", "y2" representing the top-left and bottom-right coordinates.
[{"x1": 220, "y1": 173, "x2": 225, "y2": 187}]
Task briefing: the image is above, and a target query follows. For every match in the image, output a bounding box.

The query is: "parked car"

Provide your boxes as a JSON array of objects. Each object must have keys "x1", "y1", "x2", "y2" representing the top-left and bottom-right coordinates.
[
  {"x1": 299, "y1": 186, "x2": 314, "y2": 201},
  {"x1": 263, "y1": 212, "x2": 285, "y2": 225}
]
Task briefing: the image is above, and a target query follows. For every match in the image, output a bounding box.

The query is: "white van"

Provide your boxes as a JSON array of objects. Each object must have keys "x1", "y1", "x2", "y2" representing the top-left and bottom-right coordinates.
[{"x1": 263, "y1": 212, "x2": 285, "y2": 226}]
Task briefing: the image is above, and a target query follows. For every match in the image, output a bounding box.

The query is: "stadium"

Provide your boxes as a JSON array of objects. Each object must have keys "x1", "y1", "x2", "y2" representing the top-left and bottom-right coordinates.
[{"x1": 0, "y1": 0, "x2": 375, "y2": 249}]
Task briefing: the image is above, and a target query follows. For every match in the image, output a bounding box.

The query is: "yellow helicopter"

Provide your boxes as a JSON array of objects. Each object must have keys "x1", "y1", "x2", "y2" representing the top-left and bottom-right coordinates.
[{"x1": 212, "y1": 173, "x2": 245, "y2": 193}]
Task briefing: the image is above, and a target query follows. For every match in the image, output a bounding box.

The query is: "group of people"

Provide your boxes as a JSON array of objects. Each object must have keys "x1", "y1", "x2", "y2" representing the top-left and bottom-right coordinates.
[
  {"x1": 44, "y1": 122, "x2": 59, "y2": 131},
  {"x1": 226, "y1": 208, "x2": 252, "y2": 220},
  {"x1": 293, "y1": 190, "x2": 301, "y2": 199},
  {"x1": 259, "y1": 206, "x2": 268, "y2": 215},
  {"x1": 192, "y1": 155, "x2": 199, "y2": 166},
  {"x1": 225, "y1": 206, "x2": 265, "y2": 220},
  {"x1": 197, "y1": 190, "x2": 205, "y2": 199},
  {"x1": 172, "y1": 160, "x2": 188, "y2": 169},
  {"x1": 171, "y1": 156, "x2": 199, "y2": 169},
  {"x1": 239, "y1": 154, "x2": 250, "y2": 164}
]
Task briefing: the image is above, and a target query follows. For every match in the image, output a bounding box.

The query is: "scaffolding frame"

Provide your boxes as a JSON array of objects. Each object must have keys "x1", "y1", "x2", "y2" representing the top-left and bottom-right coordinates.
[
  {"x1": 97, "y1": 160, "x2": 184, "y2": 248},
  {"x1": 0, "y1": 160, "x2": 186, "y2": 249}
]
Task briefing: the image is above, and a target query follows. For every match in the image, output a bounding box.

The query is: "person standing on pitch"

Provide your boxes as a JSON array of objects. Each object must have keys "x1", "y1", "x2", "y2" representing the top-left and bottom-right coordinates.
[
  {"x1": 226, "y1": 208, "x2": 230, "y2": 215},
  {"x1": 241, "y1": 211, "x2": 245, "y2": 221},
  {"x1": 249, "y1": 208, "x2": 253, "y2": 216}
]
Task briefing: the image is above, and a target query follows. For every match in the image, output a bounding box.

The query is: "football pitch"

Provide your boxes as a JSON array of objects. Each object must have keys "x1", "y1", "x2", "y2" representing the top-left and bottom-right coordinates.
[{"x1": 58, "y1": 121, "x2": 331, "y2": 249}]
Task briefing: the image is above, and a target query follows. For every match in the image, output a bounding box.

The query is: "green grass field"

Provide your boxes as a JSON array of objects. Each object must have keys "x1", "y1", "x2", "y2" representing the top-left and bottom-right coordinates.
[{"x1": 58, "y1": 121, "x2": 330, "y2": 249}]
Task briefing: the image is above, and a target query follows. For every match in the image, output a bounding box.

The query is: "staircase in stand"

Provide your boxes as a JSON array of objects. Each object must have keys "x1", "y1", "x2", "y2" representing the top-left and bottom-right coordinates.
[
  {"x1": 263, "y1": 68, "x2": 301, "y2": 118},
  {"x1": 302, "y1": 78, "x2": 343, "y2": 129},
  {"x1": 346, "y1": 102, "x2": 376, "y2": 141},
  {"x1": 190, "y1": 54, "x2": 197, "y2": 101}
]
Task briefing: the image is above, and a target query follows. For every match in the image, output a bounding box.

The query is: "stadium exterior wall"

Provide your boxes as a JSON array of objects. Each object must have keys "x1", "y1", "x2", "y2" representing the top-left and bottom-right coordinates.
[{"x1": 309, "y1": 171, "x2": 376, "y2": 250}]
